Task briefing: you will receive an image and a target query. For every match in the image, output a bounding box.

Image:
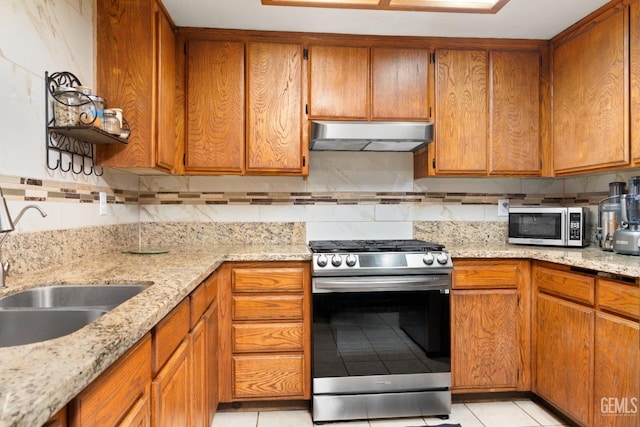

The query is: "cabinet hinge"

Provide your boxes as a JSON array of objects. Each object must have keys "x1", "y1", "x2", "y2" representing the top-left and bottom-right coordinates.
[
  {"x1": 303, "y1": 48, "x2": 308, "y2": 60},
  {"x1": 432, "y1": 158, "x2": 436, "y2": 169},
  {"x1": 430, "y1": 52, "x2": 436, "y2": 64}
]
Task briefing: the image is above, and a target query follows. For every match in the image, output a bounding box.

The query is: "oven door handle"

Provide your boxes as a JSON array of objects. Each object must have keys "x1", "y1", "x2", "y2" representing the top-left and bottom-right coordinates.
[{"x1": 312, "y1": 275, "x2": 450, "y2": 293}]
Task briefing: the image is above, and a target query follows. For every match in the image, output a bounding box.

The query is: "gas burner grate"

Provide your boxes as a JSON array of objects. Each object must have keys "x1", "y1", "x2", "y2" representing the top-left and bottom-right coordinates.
[{"x1": 308, "y1": 239, "x2": 445, "y2": 253}]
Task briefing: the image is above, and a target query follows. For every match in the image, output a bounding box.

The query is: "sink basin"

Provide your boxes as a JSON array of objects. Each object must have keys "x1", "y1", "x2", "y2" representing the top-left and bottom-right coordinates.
[
  {"x1": 0, "y1": 309, "x2": 107, "y2": 347},
  {"x1": 0, "y1": 284, "x2": 150, "y2": 310}
]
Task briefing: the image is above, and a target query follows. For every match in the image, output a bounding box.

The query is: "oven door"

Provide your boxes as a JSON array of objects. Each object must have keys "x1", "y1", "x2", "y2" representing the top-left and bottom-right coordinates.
[{"x1": 312, "y1": 275, "x2": 451, "y2": 395}]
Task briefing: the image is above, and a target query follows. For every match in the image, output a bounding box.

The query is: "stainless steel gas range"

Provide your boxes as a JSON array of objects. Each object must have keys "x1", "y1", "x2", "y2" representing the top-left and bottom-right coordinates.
[{"x1": 309, "y1": 239, "x2": 453, "y2": 423}]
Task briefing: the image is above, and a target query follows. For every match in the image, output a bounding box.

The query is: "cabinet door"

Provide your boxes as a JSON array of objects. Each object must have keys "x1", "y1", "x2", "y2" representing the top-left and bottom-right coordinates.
[
  {"x1": 489, "y1": 50, "x2": 540, "y2": 175},
  {"x1": 246, "y1": 42, "x2": 306, "y2": 174},
  {"x1": 451, "y1": 290, "x2": 519, "y2": 390},
  {"x1": 434, "y1": 49, "x2": 488, "y2": 174},
  {"x1": 308, "y1": 45, "x2": 369, "y2": 119},
  {"x1": 206, "y1": 301, "x2": 219, "y2": 427},
  {"x1": 553, "y1": 9, "x2": 627, "y2": 174},
  {"x1": 631, "y1": 0, "x2": 640, "y2": 166},
  {"x1": 191, "y1": 319, "x2": 207, "y2": 427},
  {"x1": 372, "y1": 47, "x2": 429, "y2": 120},
  {"x1": 535, "y1": 293, "x2": 594, "y2": 426},
  {"x1": 186, "y1": 40, "x2": 245, "y2": 174},
  {"x1": 118, "y1": 391, "x2": 151, "y2": 427},
  {"x1": 593, "y1": 313, "x2": 639, "y2": 426},
  {"x1": 152, "y1": 340, "x2": 191, "y2": 427}
]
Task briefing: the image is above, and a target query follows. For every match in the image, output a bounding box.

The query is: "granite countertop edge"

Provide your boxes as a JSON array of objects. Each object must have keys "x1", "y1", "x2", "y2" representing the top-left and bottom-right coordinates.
[{"x1": 0, "y1": 243, "x2": 637, "y2": 426}]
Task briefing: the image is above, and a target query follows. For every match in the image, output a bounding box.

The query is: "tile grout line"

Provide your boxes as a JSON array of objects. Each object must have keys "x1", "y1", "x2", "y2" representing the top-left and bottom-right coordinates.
[{"x1": 463, "y1": 402, "x2": 489, "y2": 427}]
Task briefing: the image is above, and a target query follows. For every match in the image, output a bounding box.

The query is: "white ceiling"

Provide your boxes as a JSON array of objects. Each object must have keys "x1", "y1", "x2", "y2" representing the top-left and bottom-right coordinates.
[{"x1": 162, "y1": 0, "x2": 611, "y2": 39}]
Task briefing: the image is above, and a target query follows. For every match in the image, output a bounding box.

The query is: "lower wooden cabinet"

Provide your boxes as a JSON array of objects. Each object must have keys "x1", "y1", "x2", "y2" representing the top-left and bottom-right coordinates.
[
  {"x1": 451, "y1": 259, "x2": 530, "y2": 392},
  {"x1": 218, "y1": 261, "x2": 311, "y2": 402},
  {"x1": 152, "y1": 339, "x2": 192, "y2": 426}
]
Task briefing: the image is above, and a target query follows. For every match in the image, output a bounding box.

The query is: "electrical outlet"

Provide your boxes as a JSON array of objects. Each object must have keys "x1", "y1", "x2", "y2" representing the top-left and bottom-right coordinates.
[
  {"x1": 498, "y1": 199, "x2": 509, "y2": 217},
  {"x1": 99, "y1": 192, "x2": 107, "y2": 216}
]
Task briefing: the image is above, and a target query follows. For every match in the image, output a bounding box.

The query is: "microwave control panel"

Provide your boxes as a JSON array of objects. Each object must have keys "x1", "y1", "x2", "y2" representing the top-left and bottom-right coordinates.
[{"x1": 569, "y1": 212, "x2": 583, "y2": 240}]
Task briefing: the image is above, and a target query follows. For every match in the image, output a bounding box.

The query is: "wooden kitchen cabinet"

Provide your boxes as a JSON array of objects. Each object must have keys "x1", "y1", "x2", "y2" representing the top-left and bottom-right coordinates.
[
  {"x1": 433, "y1": 49, "x2": 488, "y2": 175},
  {"x1": 96, "y1": 0, "x2": 179, "y2": 172},
  {"x1": 533, "y1": 264, "x2": 595, "y2": 426},
  {"x1": 185, "y1": 40, "x2": 245, "y2": 174},
  {"x1": 68, "y1": 334, "x2": 152, "y2": 427},
  {"x1": 308, "y1": 44, "x2": 369, "y2": 119},
  {"x1": 430, "y1": 48, "x2": 541, "y2": 176},
  {"x1": 552, "y1": 6, "x2": 628, "y2": 174},
  {"x1": 308, "y1": 44, "x2": 430, "y2": 120},
  {"x1": 593, "y1": 278, "x2": 639, "y2": 427},
  {"x1": 246, "y1": 41, "x2": 307, "y2": 175},
  {"x1": 631, "y1": 0, "x2": 640, "y2": 166},
  {"x1": 152, "y1": 340, "x2": 191, "y2": 426},
  {"x1": 451, "y1": 259, "x2": 531, "y2": 393},
  {"x1": 218, "y1": 262, "x2": 311, "y2": 402}
]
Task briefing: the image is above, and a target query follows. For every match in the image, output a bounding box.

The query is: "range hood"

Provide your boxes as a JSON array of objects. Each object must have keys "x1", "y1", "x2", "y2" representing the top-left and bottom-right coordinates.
[{"x1": 310, "y1": 121, "x2": 433, "y2": 152}]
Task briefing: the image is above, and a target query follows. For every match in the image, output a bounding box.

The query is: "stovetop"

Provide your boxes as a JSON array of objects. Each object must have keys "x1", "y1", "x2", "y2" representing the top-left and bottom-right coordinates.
[{"x1": 308, "y1": 239, "x2": 445, "y2": 253}]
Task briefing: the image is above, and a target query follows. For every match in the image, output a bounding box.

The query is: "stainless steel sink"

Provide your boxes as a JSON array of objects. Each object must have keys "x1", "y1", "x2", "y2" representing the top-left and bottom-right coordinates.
[
  {"x1": 0, "y1": 308, "x2": 107, "y2": 347},
  {"x1": 0, "y1": 284, "x2": 150, "y2": 310}
]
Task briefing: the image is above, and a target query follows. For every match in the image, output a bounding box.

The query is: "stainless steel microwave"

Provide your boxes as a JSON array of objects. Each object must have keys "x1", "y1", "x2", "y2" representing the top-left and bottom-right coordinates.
[{"x1": 508, "y1": 207, "x2": 589, "y2": 247}]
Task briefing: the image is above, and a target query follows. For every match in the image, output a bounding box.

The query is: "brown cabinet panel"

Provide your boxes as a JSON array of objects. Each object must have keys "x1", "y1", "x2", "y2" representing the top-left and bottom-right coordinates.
[
  {"x1": 152, "y1": 339, "x2": 191, "y2": 427},
  {"x1": 232, "y1": 267, "x2": 305, "y2": 293},
  {"x1": 186, "y1": 40, "x2": 245, "y2": 173},
  {"x1": 553, "y1": 9, "x2": 627, "y2": 173},
  {"x1": 593, "y1": 313, "x2": 639, "y2": 426},
  {"x1": 232, "y1": 355, "x2": 305, "y2": 399},
  {"x1": 308, "y1": 44, "x2": 369, "y2": 119},
  {"x1": 632, "y1": 0, "x2": 640, "y2": 166},
  {"x1": 152, "y1": 300, "x2": 190, "y2": 374},
  {"x1": 453, "y1": 259, "x2": 519, "y2": 289},
  {"x1": 232, "y1": 295, "x2": 304, "y2": 321},
  {"x1": 119, "y1": 391, "x2": 151, "y2": 427},
  {"x1": 489, "y1": 50, "x2": 540, "y2": 175},
  {"x1": 246, "y1": 41, "x2": 305, "y2": 173},
  {"x1": 69, "y1": 335, "x2": 152, "y2": 427},
  {"x1": 434, "y1": 49, "x2": 488, "y2": 174},
  {"x1": 535, "y1": 293, "x2": 594, "y2": 426},
  {"x1": 191, "y1": 319, "x2": 207, "y2": 427},
  {"x1": 452, "y1": 289, "x2": 518, "y2": 389},
  {"x1": 372, "y1": 47, "x2": 429, "y2": 120},
  {"x1": 155, "y1": 7, "x2": 178, "y2": 171},
  {"x1": 597, "y1": 278, "x2": 640, "y2": 320},
  {"x1": 233, "y1": 323, "x2": 304, "y2": 353},
  {"x1": 206, "y1": 302, "x2": 219, "y2": 426},
  {"x1": 535, "y1": 266, "x2": 595, "y2": 306}
]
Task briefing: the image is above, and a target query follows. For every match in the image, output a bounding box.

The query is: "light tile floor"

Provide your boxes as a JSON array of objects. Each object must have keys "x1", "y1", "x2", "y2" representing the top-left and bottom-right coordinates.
[{"x1": 211, "y1": 399, "x2": 569, "y2": 427}]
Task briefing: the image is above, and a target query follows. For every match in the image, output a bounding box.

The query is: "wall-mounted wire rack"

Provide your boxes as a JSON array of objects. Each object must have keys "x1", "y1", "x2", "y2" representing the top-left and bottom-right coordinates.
[{"x1": 45, "y1": 71, "x2": 129, "y2": 176}]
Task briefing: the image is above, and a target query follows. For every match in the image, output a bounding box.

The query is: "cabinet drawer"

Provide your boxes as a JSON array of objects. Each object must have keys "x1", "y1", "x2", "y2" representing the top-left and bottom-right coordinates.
[
  {"x1": 232, "y1": 354, "x2": 305, "y2": 398},
  {"x1": 232, "y1": 267, "x2": 304, "y2": 293},
  {"x1": 232, "y1": 295, "x2": 303, "y2": 321},
  {"x1": 535, "y1": 266, "x2": 594, "y2": 306},
  {"x1": 69, "y1": 334, "x2": 151, "y2": 427},
  {"x1": 190, "y1": 282, "x2": 208, "y2": 328},
  {"x1": 597, "y1": 279, "x2": 640, "y2": 320},
  {"x1": 233, "y1": 323, "x2": 304, "y2": 353},
  {"x1": 453, "y1": 260, "x2": 519, "y2": 289},
  {"x1": 153, "y1": 300, "x2": 190, "y2": 373}
]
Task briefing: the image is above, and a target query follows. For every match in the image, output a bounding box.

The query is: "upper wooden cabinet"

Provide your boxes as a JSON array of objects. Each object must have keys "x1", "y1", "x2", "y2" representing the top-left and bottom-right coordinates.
[
  {"x1": 308, "y1": 44, "x2": 430, "y2": 120},
  {"x1": 183, "y1": 37, "x2": 308, "y2": 176},
  {"x1": 433, "y1": 49, "x2": 488, "y2": 175},
  {"x1": 552, "y1": 6, "x2": 627, "y2": 174},
  {"x1": 430, "y1": 48, "x2": 541, "y2": 176},
  {"x1": 246, "y1": 42, "x2": 307, "y2": 175},
  {"x1": 631, "y1": 0, "x2": 640, "y2": 166},
  {"x1": 185, "y1": 40, "x2": 245, "y2": 174},
  {"x1": 96, "y1": 0, "x2": 179, "y2": 172}
]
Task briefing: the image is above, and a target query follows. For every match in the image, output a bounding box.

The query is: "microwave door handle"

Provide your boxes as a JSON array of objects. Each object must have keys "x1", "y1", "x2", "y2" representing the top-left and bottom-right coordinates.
[{"x1": 562, "y1": 209, "x2": 568, "y2": 245}]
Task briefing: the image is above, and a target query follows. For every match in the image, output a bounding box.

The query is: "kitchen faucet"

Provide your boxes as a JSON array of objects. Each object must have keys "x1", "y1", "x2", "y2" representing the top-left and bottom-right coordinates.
[{"x1": 0, "y1": 186, "x2": 47, "y2": 288}]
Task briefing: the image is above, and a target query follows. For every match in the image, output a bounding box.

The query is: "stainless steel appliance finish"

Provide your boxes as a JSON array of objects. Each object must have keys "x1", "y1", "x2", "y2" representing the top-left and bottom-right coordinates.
[
  {"x1": 508, "y1": 206, "x2": 589, "y2": 247},
  {"x1": 309, "y1": 239, "x2": 452, "y2": 423},
  {"x1": 309, "y1": 121, "x2": 433, "y2": 152},
  {"x1": 613, "y1": 177, "x2": 640, "y2": 255},
  {"x1": 597, "y1": 181, "x2": 626, "y2": 251}
]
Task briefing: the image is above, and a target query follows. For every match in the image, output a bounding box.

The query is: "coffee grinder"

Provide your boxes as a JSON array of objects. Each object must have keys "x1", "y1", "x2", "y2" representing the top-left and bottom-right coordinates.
[
  {"x1": 613, "y1": 176, "x2": 640, "y2": 255},
  {"x1": 596, "y1": 181, "x2": 626, "y2": 251}
]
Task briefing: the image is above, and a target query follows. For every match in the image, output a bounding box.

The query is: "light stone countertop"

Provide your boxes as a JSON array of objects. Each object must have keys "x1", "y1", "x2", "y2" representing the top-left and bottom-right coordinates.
[{"x1": 0, "y1": 243, "x2": 637, "y2": 427}]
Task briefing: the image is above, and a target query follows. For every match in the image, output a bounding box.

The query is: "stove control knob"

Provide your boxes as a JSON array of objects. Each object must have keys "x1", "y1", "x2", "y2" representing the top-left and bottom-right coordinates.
[
  {"x1": 437, "y1": 252, "x2": 449, "y2": 265},
  {"x1": 423, "y1": 253, "x2": 435, "y2": 265},
  {"x1": 316, "y1": 254, "x2": 328, "y2": 267},
  {"x1": 345, "y1": 254, "x2": 357, "y2": 267},
  {"x1": 331, "y1": 255, "x2": 343, "y2": 267}
]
